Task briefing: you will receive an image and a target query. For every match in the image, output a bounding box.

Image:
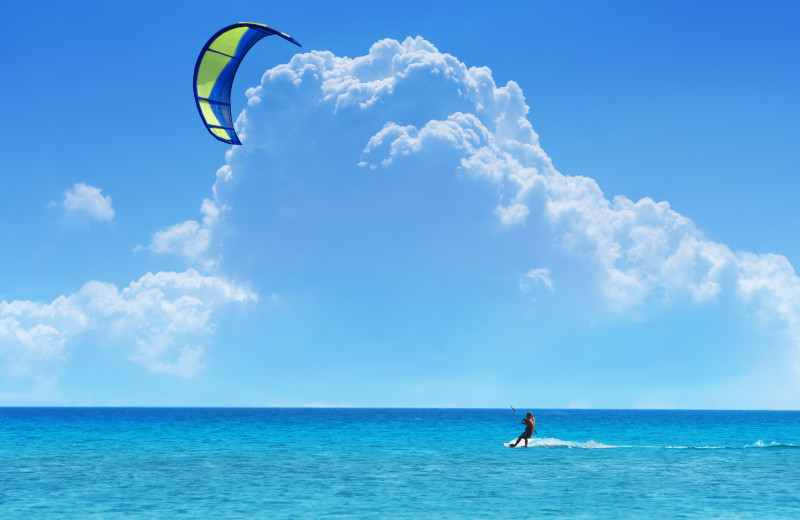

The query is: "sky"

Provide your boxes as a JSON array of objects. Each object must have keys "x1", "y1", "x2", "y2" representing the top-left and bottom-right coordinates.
[{"x1": 2, "y1": 1, "x2": 799, "y2": 408}]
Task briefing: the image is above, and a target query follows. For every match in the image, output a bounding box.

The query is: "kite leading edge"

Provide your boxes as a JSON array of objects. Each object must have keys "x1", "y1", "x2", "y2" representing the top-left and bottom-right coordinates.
[{"x1": 193, "y1": 22, "x2": 301, "y2": 145}]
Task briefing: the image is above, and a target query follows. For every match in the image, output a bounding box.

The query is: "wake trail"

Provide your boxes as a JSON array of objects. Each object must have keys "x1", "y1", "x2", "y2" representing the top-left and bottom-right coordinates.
[{"x1": 504, "y1": 438, "x2": 797, "y2": 449}]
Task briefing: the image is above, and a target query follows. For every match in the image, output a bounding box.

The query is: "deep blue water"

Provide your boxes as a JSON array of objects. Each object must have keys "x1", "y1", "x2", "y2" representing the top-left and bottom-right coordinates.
[{"x1": 1, "y1": 408, "x2": 798, "y2": 518}]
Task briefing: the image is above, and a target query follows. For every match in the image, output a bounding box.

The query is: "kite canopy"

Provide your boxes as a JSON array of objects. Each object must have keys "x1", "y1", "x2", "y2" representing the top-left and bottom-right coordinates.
[{"x1": 193, "y1": 22, "x2": 301, "y2": 145}]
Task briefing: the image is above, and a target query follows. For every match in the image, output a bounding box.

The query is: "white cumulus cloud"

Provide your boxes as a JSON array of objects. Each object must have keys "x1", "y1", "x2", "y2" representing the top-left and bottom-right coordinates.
[{"x1": 219, "y1": 36, "x2": 800, "y2": 361}]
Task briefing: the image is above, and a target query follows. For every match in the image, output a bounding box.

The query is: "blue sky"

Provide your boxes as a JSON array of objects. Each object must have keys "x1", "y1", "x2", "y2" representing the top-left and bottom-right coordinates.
[{"x1": 2, "y1": 1, "x2": 799, "y2": 408}]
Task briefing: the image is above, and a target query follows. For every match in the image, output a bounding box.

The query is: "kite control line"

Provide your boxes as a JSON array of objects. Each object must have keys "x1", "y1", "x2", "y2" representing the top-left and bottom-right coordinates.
[{"x1": 511, "y1": 405, "x2": 537, "y2": 435}]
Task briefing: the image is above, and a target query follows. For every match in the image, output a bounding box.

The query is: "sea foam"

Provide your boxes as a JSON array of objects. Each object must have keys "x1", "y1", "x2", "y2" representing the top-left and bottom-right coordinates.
[{"x1": 745, "y1": 440, "x2": 798, "y2": 449}]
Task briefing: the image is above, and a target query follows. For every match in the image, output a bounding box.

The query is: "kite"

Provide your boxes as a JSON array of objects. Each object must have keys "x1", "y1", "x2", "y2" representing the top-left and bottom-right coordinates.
[{"x1": 193, "y1": 22, "x2": 301, "y2": 145}]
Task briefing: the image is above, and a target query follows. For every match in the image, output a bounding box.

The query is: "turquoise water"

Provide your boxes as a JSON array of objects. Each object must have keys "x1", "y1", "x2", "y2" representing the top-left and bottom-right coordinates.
[{"x1": 1, "y1": 408, "x2": 798, "y2": 518}]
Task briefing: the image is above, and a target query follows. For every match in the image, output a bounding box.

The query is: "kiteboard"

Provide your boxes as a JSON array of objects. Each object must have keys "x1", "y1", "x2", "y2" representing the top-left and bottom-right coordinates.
[{"x1": 504, "y1": 441, "x2": 529, "y2": 448}]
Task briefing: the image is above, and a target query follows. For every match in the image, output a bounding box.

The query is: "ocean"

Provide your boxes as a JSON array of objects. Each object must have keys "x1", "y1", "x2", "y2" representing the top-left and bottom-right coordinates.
[{"x1": 1, "y1": 408, "x2": 798, "y2": 518}]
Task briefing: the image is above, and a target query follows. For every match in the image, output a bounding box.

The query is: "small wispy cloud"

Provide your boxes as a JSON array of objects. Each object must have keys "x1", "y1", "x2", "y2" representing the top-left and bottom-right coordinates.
[
  {"x1": 142, "y1": 165, "x2": 232, "y2": 270},
  {"x1": 519, "y1": 268, "x2": 554, "y2": 293},
  {"x1": 54, "y1": 183, "x2": 115, "y2": 223}
]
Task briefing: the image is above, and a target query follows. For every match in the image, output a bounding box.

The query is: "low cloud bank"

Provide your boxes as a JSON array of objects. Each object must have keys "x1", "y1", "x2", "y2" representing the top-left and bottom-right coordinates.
[{"x1": 1, "y1": 270, "x2": 255, "y2": 378}]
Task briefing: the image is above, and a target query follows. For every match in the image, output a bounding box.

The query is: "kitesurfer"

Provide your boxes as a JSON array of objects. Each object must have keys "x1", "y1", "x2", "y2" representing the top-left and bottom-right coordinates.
[{"x1": 510, "y1": 412, "x2": 535, "y2": 447}]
